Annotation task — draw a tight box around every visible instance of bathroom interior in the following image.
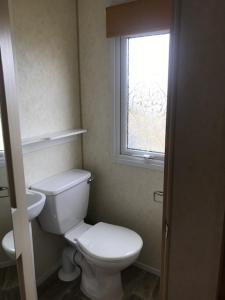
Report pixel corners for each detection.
[0,0,170,299]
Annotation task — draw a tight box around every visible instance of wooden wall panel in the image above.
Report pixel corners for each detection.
[162,0,225,299]
[217,212,225,299]
[106,0,172,37]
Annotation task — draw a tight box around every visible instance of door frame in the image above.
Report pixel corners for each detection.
[217,213,225,300]
[160,0,225,299]
[160,0,180,298]
[0,0,37,299]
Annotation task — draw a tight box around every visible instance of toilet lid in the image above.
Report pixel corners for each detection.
[77,222,143,262]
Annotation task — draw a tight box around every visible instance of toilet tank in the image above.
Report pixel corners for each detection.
[31,169,91,235]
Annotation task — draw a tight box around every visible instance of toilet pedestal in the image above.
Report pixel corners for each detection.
[58,247,81,282]
[81,273,123,300]
[77,253,123,300]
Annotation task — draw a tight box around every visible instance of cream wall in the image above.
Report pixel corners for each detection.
[78,0,164,271]
[9,0,82,280]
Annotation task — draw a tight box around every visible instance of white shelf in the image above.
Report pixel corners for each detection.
[22,129,87,154]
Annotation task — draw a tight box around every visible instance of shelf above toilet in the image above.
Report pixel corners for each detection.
[22,129,87,154]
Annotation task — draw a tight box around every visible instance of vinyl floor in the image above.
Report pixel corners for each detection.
[38,266,160,300]
[0,265,20,300]
[0,265,160,300]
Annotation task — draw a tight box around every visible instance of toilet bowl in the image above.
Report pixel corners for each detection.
[64,222,142,300]
[31,169,143,300]
[1,231,16,261]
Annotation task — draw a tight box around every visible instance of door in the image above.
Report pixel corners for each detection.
[161,0,225,299]
[0,0,37,299]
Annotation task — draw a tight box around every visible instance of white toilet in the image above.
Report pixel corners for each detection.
[31,169,143,300]
[1,230,16,261]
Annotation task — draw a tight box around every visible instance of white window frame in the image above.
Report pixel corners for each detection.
[113,32,169,171]
[0,115,5,166]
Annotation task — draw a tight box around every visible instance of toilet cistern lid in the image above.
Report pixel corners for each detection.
[31,169,91,195]
[77,222,143,262]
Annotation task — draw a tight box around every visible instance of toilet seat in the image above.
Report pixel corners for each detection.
[77,222,143,262]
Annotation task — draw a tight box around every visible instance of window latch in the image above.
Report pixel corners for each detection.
[143,154,155,160]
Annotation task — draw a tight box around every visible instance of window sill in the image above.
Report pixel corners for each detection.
[112,153,164,171]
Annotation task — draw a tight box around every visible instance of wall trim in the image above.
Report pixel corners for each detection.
[134,261,161,277]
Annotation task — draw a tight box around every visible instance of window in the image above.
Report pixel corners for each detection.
[114,33,170,169]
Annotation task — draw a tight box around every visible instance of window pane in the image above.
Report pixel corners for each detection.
[127,34,170,153]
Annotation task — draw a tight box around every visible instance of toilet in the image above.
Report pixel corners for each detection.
[31,169,143,300]
[1,231,16,261]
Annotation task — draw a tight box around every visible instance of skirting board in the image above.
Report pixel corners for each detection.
[134,261,161,277]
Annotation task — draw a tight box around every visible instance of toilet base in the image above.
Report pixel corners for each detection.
[81,284,122,300]
[80,267,123,300]
[58,246,81,282]
[58,266,80,282]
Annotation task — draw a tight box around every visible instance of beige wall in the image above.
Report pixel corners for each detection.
[9,0,82,281]
[78,0,164,271]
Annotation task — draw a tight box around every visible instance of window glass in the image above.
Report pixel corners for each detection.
[127,34,170,154]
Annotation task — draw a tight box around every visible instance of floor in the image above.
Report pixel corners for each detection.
[0,265,20,300]
[38,266,160,300]
[0,265,160,300]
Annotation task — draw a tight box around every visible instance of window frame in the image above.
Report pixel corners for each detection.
[113,31,169,171]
